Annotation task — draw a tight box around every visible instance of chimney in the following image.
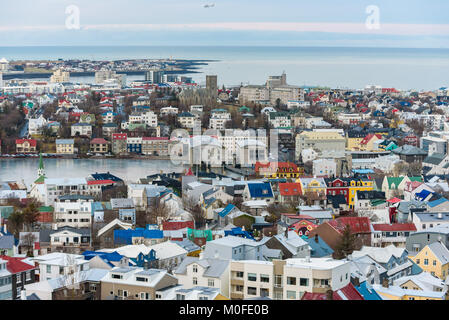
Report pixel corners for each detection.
[382,278,389,288]
[21,290,27,301]
[314,234,319,243]
[326,288,333,300]
[52,224,58,231]
[3,223,7,234]
[438,212,443,219]
[284,227,288,238]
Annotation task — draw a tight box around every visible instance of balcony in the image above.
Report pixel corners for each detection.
[230,292,244,300]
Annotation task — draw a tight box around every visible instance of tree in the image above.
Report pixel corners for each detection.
[22,232,36,257]
[334,225,356,259]
[7,211,24,238]
[22,201,40,231]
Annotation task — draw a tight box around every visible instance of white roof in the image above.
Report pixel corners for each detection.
[207,235,261,247]
[372,284,446,299]
[394,272,447,292]
[285,257,348,270]
[352,245,406,264]
[32,252,87,266]
[44,178,87,186]
[97,218,133,238]
[147,241,188,260]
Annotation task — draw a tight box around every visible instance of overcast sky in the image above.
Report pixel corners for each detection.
[1,0,449,47]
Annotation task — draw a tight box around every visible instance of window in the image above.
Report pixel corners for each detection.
[46,265,51,273]
[287,277,296,285]
[235,285,243,292]
[236,271,244,278]
[208,279,214,287]
[140,292,150,300]
[248,273,257,281]
[260,274,270,283]
[424,259,429,266]
[176,293,186,300]
[193,277,198,285]
[260,288,269,297]
[111,274,123,279]
[26,272,31,281]
[299,278,309,286]
[193,265,198,273]
[247,287,257,295]
[433,260,437,266]
[199,296,208,300]
[136,277,148,282]
[416,259,420,264]
[287,290,296,299]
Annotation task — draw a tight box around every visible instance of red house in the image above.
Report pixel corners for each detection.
[325,178,350,204]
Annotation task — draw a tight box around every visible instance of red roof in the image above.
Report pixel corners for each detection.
[387,197,401,203]
[301,283,364,300]
[0,255,36,274]
[162,220,194,231]
[360,134,382,145]
[87,179,115,185]
[15,139,37,147]
[372,223,416,232]
[142,137,169,141]
[90,138,109,144]
[112,133,127,140]
[328,217,371,234]
[279,182,302,196]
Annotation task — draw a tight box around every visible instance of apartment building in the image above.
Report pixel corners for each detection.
[142,137,170,156]
[229,257,351,300]
[34,178,89,206]
[55,139,75,154]
[269,112,292,129]
[71,123,92,138]
[178,112,197,129]
[295,130,346,159]
[53,195,94,228]
[209,109,231,130]
[112,133,127,155]
[50,69,70,83]
[32,252,89,282]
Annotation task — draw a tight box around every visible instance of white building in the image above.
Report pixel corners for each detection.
[313,158,337,177]
[32,253,89,282]
[28,115,48,136]
[209,110,231,130]
[54,195,94,228]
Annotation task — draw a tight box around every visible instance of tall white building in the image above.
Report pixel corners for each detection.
[54,195,94,228]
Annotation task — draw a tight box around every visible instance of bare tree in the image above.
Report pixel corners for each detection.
[22,232,36,257]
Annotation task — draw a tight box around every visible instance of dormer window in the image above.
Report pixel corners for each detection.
[111,274,123,279]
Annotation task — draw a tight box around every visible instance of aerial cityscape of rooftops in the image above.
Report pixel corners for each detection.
[1,0,449,303]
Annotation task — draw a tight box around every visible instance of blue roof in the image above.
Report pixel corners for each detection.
[414,189,433,201]
[304,235,334,258]
[114,229,164,245]
[428,197,448,208]
[82,250,124,262]
[247,182,273,198]
[218,204,236,218]
[356,282,382,300]
[91,172,123,182]
[224,227,255,240]
[352,169,374,174]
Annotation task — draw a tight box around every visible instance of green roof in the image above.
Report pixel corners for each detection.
[34,175,46,184]
[370,199,386,207]
[387,177,404,189]
[39,206,54,213]
[187,228,213,241]
[409,176,423,182]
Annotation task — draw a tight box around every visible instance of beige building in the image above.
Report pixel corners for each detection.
[50,69,70,83]
[55,139,75,154]
[295,130,346,159]
[229,258,351,300]
[142,137,170,156]
[100,266,178,300]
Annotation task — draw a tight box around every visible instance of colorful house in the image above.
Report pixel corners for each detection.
[255,161,300,178]
[15,139,37,153]
[347,177,375,209]
[410,242,449,280]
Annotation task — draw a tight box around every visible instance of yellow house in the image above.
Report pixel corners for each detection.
[55,139,75,154]
[373,284,447,300]
[410,242,449,280]
[296,177,327,194]
[255,161,301,179]
[359,134,383,151]
[348,177,374,208]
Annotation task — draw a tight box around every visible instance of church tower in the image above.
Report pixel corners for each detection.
[34,152,46,184]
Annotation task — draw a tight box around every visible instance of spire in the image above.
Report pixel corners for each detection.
[36,152,46,182]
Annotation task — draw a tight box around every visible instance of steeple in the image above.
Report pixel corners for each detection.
[35,152,46,184]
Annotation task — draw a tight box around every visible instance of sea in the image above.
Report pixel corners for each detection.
[0,46,448,90]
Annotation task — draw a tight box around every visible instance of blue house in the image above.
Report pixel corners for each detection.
[245,182,274,201]
[114,227,164,246]
[82,250,130,268]
[127,141,142,154]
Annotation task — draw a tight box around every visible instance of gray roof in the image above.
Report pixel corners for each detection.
[424,153,446,165]
[50,226,91,236]
[415,212,449,222]
[428,241,449,264]
[110,198,134,209]
[392,145,427,156]
[174,257,229,278]
[412,224,449,235]
[0,235,14,249]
